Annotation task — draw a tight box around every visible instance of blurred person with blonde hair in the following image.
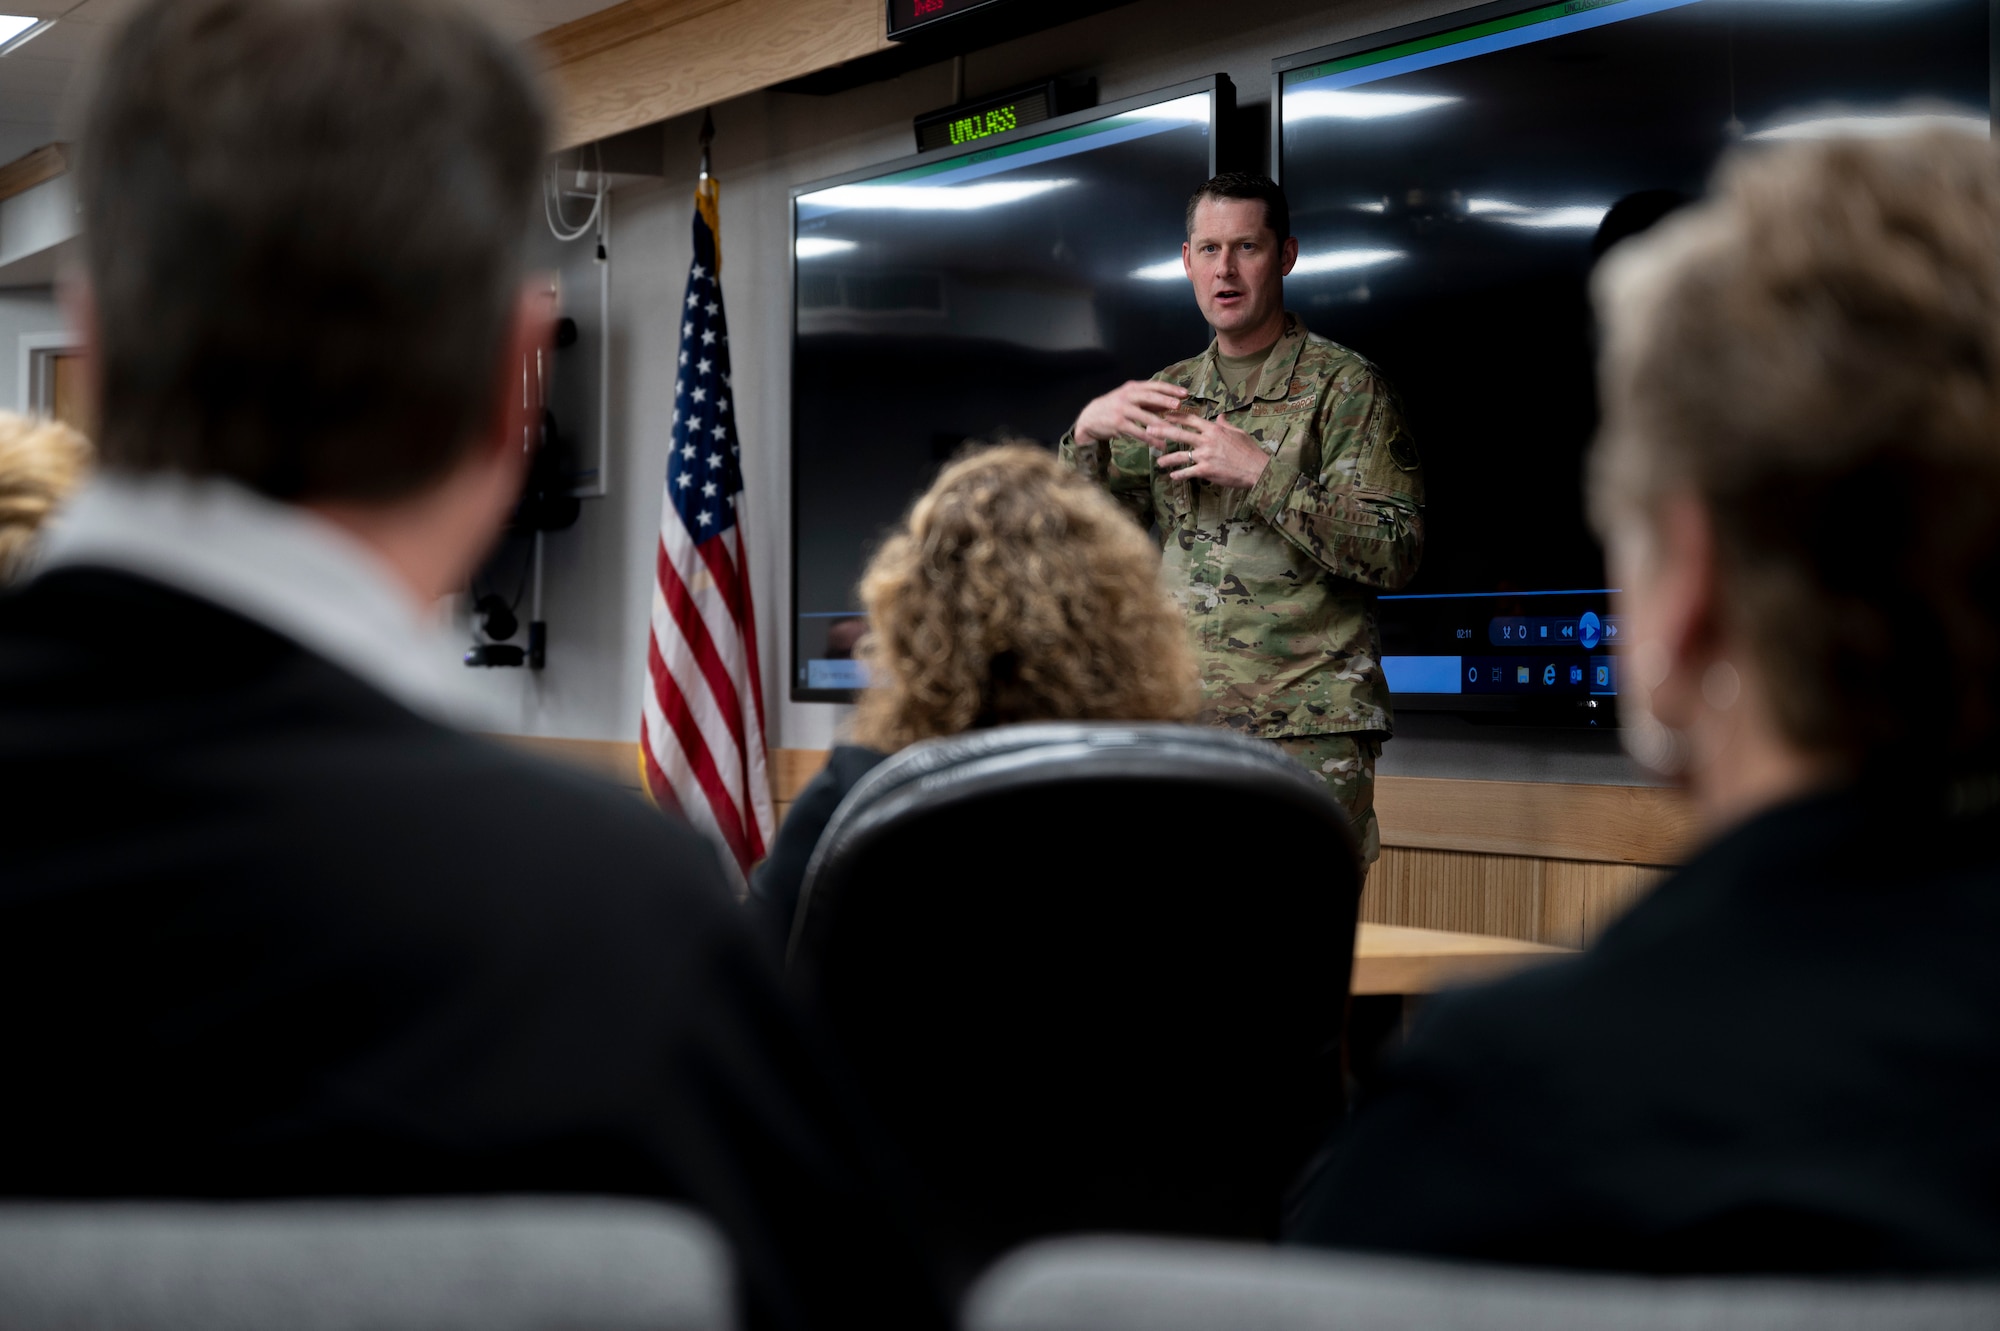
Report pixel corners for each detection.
[1290,127,2000,1273]
[0,411,91,582]
[750,442,1200,947]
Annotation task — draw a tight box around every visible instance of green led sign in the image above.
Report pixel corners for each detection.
[914,80,1074,153]
[947,103,1021,145]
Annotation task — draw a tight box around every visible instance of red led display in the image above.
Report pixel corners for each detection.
[887,0,998,38]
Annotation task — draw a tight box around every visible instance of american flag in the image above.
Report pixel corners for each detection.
[641,176,774,878]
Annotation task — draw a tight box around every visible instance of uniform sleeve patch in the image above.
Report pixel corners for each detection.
[1384,422,1420,472]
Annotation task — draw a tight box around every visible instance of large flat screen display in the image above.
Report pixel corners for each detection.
[1276,0,1991,717]
[791,77,1226,699]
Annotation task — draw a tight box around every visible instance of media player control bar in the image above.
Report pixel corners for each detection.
[1488,611,1621,649]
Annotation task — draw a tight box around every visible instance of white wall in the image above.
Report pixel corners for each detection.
[464,0,1491,750]
[0,284,64,412]
[0,124,56,170]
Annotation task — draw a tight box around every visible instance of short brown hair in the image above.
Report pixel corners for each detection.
[1186,172,1290,243]
[850,445,1201,752]
[1590,129,2000,769]
[75,0,547,502]
[0,412,92,583]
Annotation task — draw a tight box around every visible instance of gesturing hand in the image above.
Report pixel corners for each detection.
[1146,411,1272,489]
[1072,380,1189,446]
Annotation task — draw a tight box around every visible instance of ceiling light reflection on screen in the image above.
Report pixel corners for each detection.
[1466,198,1609,229]
[1748,108,1987,141]
[0,15,49,52]
[1291,248,1407,275]
[1285,90,1461,121]
[1117,94,1213,124]
[803,178,1075,212]
[1131,248,1406,280]
[794,238,857,259]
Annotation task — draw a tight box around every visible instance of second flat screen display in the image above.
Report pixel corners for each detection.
[1276,0,1989,711]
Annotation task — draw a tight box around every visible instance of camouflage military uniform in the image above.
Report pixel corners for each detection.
[1059,312,1425,863]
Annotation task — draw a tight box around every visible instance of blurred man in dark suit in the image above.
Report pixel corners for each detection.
[0,4,942,1329]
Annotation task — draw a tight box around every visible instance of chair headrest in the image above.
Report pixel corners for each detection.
[791,722,1350,960]
[819,722,1333,861]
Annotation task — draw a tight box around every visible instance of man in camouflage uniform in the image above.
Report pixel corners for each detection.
[1058,172,1424,866]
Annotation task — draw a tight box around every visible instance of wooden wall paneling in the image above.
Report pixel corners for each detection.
[0,144,67,205]
[1537,859,1651,949]
[1584,859,1664,943]
[1364,846,1543,942]
[1368,775,1686,946]
[770,747,831,804]
[1367,848,1667,947]
[537,0,888,150]
[1375,775,1695,865]
[769,747,836,831]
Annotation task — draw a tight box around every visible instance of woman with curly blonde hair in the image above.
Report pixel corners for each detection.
[0,412,93,584]
[750,442,1199,945]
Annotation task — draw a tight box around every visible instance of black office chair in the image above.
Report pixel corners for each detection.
[789,722,1362,1281]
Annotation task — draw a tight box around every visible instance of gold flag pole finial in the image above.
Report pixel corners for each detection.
[694,109,720,272]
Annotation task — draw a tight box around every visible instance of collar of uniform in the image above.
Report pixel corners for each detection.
[1188,312,1310,406]
[1252,313,1311,402]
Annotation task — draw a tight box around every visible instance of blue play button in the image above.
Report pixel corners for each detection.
[1579,610,1602,649]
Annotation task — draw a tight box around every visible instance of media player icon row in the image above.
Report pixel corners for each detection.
[1488,614,1621,648]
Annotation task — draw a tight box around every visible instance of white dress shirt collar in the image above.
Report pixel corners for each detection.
[35,471,490,727]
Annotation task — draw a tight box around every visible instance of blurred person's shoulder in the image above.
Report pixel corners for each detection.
[1389,775,2000,1078]
[1309,789,1908,1184]
[1389,783,1951,1077]
[0,565,738,943]
[1300,780,2000,1267]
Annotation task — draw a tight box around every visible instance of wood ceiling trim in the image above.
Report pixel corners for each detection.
[539,0,740,67]
[0,143,69,206]
[537,0,891,149]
